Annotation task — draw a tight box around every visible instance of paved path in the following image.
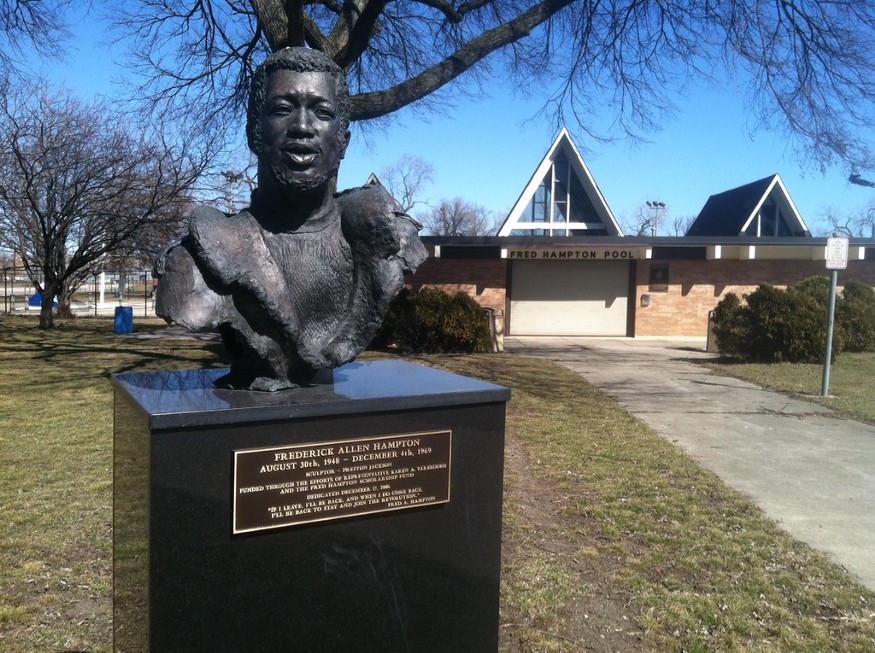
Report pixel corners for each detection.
[505,336,875,591]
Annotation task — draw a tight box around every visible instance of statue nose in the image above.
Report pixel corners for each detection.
[287,108,316,135]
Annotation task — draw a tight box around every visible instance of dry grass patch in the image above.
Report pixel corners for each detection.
[703,352,875,425]
[0,315,223,653]
[419,353,875,653]
[2,317,874,652]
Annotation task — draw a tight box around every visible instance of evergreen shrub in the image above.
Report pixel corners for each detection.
[711,281,840,363]
[747,284,833,362]
[373,287,492,354]
[792,275,831,303]
[839,279,875,352]
[711,292,745,359]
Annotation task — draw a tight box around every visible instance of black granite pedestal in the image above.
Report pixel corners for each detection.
[113,359,510,653]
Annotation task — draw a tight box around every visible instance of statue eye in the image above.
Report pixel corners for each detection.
[267,102,292,116]
[314,107,335,120]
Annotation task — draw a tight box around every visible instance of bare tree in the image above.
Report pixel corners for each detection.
[379,154,435,213]
[0,85,208,328]
[626,201,668,236]
[670,214,696,237]
[0,0,71,81]
[626,206,653,237]
[209,163,259,214]
[419,197,495,236]
[822,205,875,238]
[112,1,875,175]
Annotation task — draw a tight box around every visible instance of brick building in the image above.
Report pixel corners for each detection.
[408,131,875,339]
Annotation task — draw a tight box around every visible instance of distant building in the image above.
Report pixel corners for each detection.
[497,129,622,237]
[686,174,810,238]
[410,131,875,339]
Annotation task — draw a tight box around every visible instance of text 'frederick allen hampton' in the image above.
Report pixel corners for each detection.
[233,430,452,533]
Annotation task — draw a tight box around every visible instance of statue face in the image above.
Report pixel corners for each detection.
[259,70,348,192]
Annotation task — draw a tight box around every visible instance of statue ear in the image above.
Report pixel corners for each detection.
[339,129,351,159]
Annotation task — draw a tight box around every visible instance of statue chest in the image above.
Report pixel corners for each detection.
[263,224,354,332]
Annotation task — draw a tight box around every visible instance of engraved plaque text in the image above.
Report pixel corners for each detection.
[233,430,452,533]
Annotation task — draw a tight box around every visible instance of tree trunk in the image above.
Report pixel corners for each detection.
[39,281,58,329]
[252,0,291,50]
[39,296,54,329]
[57,283,75,319]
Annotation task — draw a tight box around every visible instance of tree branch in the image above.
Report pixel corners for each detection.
[334,0,390,70]
[250,0,288,50]
[348,0,574,120]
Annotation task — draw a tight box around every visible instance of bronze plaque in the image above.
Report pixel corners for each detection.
[649,263,669,292]
[233,430,452,533]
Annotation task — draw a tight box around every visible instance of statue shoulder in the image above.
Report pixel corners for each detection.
[336,184,427,272]
[335,182,402,215]
[187,206,263,284]
[188,205,246,243]
[154,205,229,274]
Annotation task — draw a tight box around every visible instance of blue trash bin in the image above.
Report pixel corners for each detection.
[114,306,134,335]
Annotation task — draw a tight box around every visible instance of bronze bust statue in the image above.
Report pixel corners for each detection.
[155,48,427,391]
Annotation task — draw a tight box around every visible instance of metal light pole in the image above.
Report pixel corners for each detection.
[646,200,666,237]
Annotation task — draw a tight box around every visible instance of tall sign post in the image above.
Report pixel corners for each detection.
[822,237,849,396]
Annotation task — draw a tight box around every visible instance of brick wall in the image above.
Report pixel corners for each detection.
[635,259,875,337]
[408,252,875,338]
[408,256,508,312]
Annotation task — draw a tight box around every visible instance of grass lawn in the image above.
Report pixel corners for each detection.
[1,315,874,652]
[702,352,875,425]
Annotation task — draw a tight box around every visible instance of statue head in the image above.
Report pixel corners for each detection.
[247,47,351,163]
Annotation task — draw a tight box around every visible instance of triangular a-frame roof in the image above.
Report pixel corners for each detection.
[497,128,623,237]
[686,174,810,238]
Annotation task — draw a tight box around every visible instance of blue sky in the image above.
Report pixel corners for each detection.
[336,81,873,236]
[35,5,875,236]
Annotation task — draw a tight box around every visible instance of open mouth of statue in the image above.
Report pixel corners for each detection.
[281,147,318,167]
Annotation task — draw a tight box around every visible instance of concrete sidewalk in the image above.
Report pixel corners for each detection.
[505,335,875,591]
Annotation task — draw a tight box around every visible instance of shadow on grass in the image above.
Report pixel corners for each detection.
[0,317,230,390]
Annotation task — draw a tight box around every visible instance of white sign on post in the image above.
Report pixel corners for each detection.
[822,237,848,396]
[826,237,849,270]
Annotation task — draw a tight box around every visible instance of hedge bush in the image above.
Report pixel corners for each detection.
[372,287,492,354]
[750,284,831,362]
[712,277,875,362]
[711,292,746,359]
[839,279,875,352]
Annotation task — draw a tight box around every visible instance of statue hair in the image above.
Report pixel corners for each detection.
[246,47,351,155]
